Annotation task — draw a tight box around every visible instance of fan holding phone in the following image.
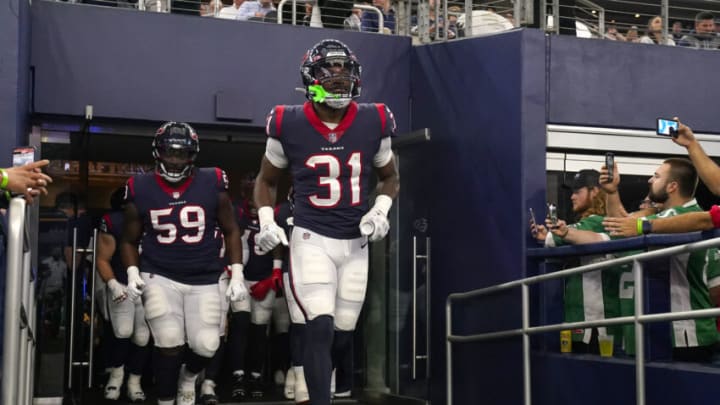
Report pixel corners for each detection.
[664,117,720,196]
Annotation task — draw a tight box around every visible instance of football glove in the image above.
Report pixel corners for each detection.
[359,195,393,242]
[226,263,249,302]
[106,279,127,303]
[254,206,289,255]
[126,266,145,302]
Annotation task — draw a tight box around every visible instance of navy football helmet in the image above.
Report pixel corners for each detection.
[301,39,361,109]
[152,122,199,183]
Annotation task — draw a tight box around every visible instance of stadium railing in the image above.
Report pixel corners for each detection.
[445,230,720,405]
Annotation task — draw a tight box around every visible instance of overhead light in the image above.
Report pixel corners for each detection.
[635,13,640,18]
[591,10,596,14]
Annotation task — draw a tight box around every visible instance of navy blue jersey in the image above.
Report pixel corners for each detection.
[237,204,273,281]
[274,201,293,274]
[266,101,396,239]
[99,211,127,284]
[125,168,228,285]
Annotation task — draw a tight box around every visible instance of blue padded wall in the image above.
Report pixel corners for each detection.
[410,29,547,405]
[549,35,720,133]
[0,0,32,164]
[30,1,411,132]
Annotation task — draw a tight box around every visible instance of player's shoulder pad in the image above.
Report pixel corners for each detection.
[265,105,287,139]
[199,167,229,192]
[374,103,397,138]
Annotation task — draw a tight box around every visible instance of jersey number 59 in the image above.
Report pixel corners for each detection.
[150,205,206,244]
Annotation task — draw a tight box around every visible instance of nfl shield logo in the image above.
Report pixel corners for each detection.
[303,232,311,240]
[328,133,337,144]
[172,192,180,199]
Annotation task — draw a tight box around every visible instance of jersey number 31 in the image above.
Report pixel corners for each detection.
[306,152,362,207]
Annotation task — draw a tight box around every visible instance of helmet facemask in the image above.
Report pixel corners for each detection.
[309,57,359,109]
[152,123,199,183]
[302,40,362,109]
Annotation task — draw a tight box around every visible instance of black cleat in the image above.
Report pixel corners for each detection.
[248,374,264,398]
[231,374,247,400]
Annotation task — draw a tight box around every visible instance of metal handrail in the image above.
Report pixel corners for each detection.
[2,197,30,405]
[275,1,384,32]
[446,235,720,405]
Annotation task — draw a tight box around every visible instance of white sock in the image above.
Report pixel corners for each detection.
[251,371,262,379]
[127,373,142,386]
[158,400,174,405]
[201,379,216,395]
[232,370,245,378]
[293,366,303,376]
[107,366,124,385]
[179,366,199,390]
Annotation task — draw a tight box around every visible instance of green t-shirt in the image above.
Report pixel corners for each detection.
[644,199,720,348]
[549,215,622,343]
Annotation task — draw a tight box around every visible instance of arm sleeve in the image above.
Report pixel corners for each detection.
[265,138,289,169]
[373,137,393,168]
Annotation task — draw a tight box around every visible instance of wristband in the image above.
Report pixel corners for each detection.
[636,218,643,235]
[273,259,283,269]
[374,194,393,216]
[0,169,8,190]
[637,218,652,235]
[258,206,275,227]
[230,263,244,279]
[710,205,720,229]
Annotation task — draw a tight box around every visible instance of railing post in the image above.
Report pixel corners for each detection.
[2,197,27,405]
[633,260,645,405]
[522,283,531,405]
[463,0,472,37]
[661,0,669,40]
[446,298,453,405]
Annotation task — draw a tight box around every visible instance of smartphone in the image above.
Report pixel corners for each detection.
[605,152,614,183]
[529,208,537,232]
[12,147,35,167]
[547,204,558,227]
[656,118,679,137]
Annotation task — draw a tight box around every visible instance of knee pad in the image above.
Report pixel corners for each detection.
[191,328,220,358]
[251,292,275,325]
[334,306,361,331]
[132,323,151,347]
[199,292,222,325]
[112,317,134,339]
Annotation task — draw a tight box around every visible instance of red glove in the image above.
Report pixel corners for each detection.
[250,277,274,300]
[270,267,283,292]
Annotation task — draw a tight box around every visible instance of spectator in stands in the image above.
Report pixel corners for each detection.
[639,16,675,46]
[531,170,621,354]
[361,0,395,33]
[678,11,720,49]
[599,158,720,362]
[671,21,684,42]
[236,0,275,21]
[604,23,626,41]
[317,0,353,29]
[200,0,225,16]
[217,0,244,18]
[344,5,363,31]
[625,26,639,43]
[447,5,463,38]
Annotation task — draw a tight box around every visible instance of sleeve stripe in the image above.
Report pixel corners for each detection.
[215,167,223,187]
[375,103,386,135]
[275,105,285,137]
[128,177,135,198]
[102,213,112,233]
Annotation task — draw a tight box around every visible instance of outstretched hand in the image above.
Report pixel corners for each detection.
[602,216,637,237]
[5,160,53,203]
[671,117,696,148]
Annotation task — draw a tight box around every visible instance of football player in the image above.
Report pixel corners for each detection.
[253,39,400,405]
[97,187,150,402]
[120,122,247,405]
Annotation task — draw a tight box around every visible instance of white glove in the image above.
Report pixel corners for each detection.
[226,263,249,302]
[359,195,393,242]
[106,279,127,303]
[126,266,145,302]
[254,206,289,255]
